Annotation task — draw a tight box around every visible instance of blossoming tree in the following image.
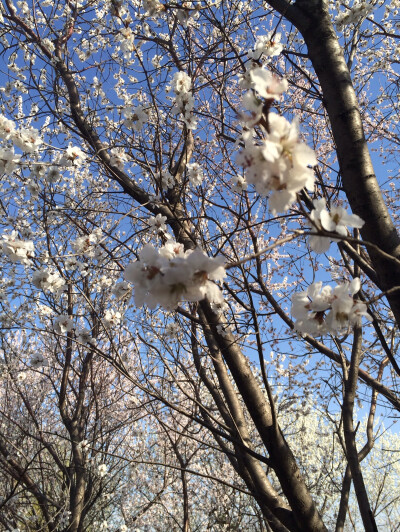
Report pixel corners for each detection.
[0,0,400,530]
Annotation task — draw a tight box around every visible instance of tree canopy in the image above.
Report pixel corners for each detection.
[0,0,400,530]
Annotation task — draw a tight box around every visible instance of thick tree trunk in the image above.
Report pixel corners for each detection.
[200,302,328,532]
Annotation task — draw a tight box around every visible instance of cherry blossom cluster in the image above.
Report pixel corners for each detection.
[164,322,181,338]
[239,68,288,127]
[98,463,108,477]
[308,198,365,253]
[142,0,200,26]
[109,148,128,170]
[76,328,95,345]
[117,27,135,60]
[1,232,34,264]
[32,268,66,294]
[175,2,200,27]
[143,0,164,17]
[238,58,287,98]
[186,162,203,186]
[335,1,374,30]
[124,241,226,309]
[237,113,317,214]
[59,145,87,168]
[231,175,247,193]
[123,104,148,132]
[167,72,198,130]
[148,214,167,234]
[159,170,175,189]
[112,281,131,300]
[249,67,288,102]
[0,114,42,153]
[54,315,74,334]
[0,147,20,175]
[103,309,122,328]
[236,65,316,213]
[71,228,103,259]
[248,32,283,61]
[291,278,372,336]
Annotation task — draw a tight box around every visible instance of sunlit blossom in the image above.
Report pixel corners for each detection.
[54,315,74,334]
[1,233,34,264]
[292,278,372,336]
[186,162,203,186]
[248,32,284,60]
[309,198,365,253]
[237,114,317,214]
[125,242,226,310]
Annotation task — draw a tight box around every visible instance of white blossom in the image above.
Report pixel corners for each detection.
[30,163,46,178]
[46,166,61,183]
[26,178,40,198]
[143,0,164,17]
[186,162,203,186]
[112,281,132,300]
[118,27,135,59]
[0,114,16,140]
[109,148,127,170]
[103,309,122,328]
[309,198,365,253]
[210,299,229,315]
[124,241,226,310]
[76,328,95,345]
[237,69,316,214]
[160,170,175,189]
[175,3,198,27]
[248,32,284,60]
[0,115,41,152]
[164,322,180,338]
[0,147,20,175]
[1,233,34,264]
[37,304,53,318]
[291,278,372,336]
[148,213,167,233]
[16,372,27,383]
[71,230,102,258]
[17,1,29,14]
[54,315,74,334]
[169,71,192,94]
[237,114,317,214]
[41,37,55,53]
[123,105,148,131]
[238,64,255,91]
[250,67,288,101]
[151,54,163,68]
[335,1,374,30]
[60,145,87,167]
[13,126,42,153]
[64,256,84,270]
[167,72,197,130]
[241,91,264,126]
[32,268,65,294]
[231,175,248,193]
[78,439,89,450]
